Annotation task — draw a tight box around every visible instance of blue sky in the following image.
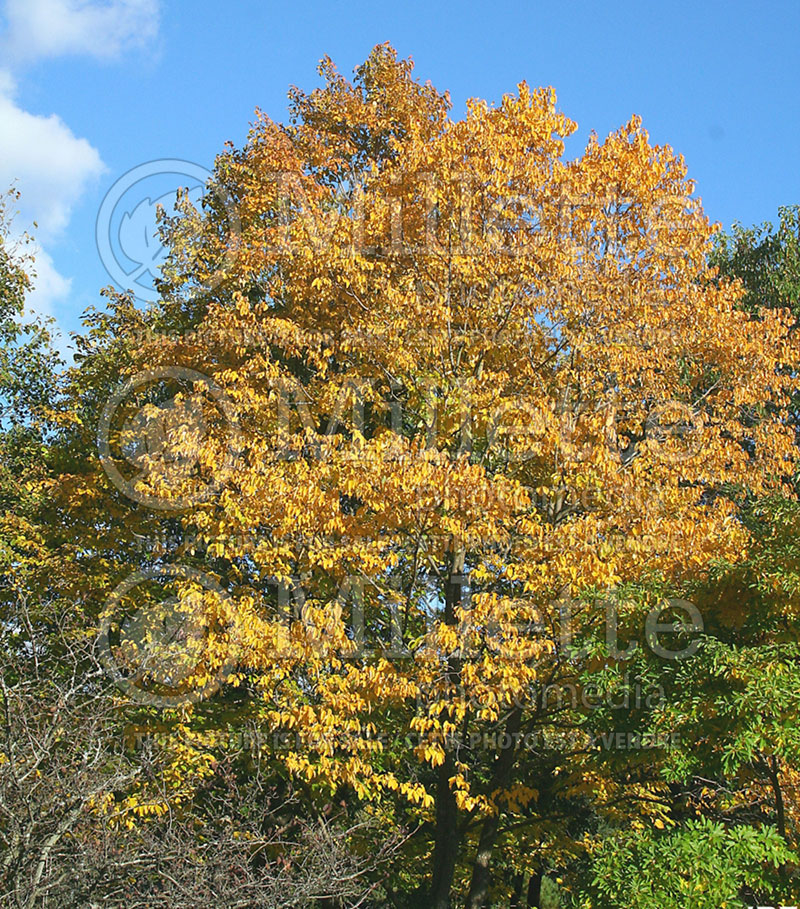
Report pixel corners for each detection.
[1,0,798,352]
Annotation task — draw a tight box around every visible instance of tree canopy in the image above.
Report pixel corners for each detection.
[4,43,800,909]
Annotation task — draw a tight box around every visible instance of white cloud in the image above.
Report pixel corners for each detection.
[0,75,105,239]
[26,241,71,316]
[0,72,103,343]
[0,0,161,347]
[1,0,159,63]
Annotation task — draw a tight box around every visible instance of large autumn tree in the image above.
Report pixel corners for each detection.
[64,45,800,906]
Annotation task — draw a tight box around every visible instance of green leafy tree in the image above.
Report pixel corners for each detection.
[571,818,795,909]
[711,205,800,315]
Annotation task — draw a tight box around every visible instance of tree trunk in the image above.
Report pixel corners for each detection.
[510,873,525,908]
[428,549,465,908]
[768,754,786,841]
[429,747,461,909]
[464,811,501,909]
[766,754,789,892]
[464,708,523,909]
[527,870,543,908]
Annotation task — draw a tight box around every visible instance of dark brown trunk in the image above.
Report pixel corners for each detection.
[464,707,523,909]
[766,755,789,892]
[768,755,786,841]
[429,747,461,909]
[429,549,465,909]
[464,812,500,909]
[526,870,543,907]
[510,873,525,908]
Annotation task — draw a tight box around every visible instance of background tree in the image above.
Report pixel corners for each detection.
[565,205,800,909]
[711,204,800,316]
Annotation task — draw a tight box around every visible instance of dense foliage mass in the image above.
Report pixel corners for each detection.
[2,45,800,908]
